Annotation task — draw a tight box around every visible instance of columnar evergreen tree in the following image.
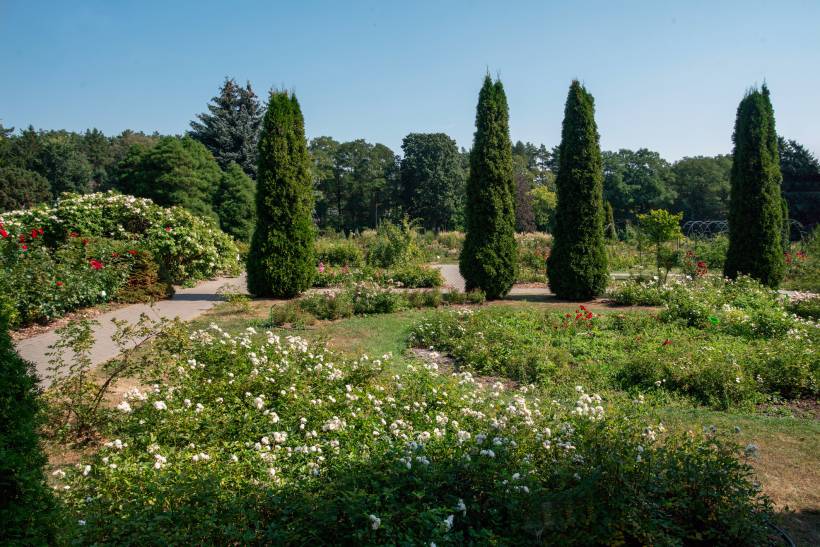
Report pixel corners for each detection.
[246,91,315,297]
[459,75,517,299]
[605,201,617,240]
[724,85,785,287]
[190,78,264,178]
[0,300,59,544]
[547,81,608,299]
[215,161,256,241]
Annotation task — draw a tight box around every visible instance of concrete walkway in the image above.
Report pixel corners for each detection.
[16,275,247,386]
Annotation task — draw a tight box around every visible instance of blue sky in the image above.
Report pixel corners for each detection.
[2,0,818,160]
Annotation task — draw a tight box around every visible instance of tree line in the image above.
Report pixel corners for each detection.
[2,78,819,234]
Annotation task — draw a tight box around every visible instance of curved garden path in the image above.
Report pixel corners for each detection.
[16,275,247,386]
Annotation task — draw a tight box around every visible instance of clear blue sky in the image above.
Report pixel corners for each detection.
[2,0,818,160]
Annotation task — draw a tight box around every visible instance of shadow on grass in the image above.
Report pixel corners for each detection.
[776,508,820,546]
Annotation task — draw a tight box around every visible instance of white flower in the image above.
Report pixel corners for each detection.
[254,397,265,410]
[82,465,91,476]
[78,520,86,526]
[195,403,204,413]
[369,514,381,530]
[153,454,167,469]
[456,498,466,516]
[52,469,66,479]
[116,401,132,413]
[443,514,454,531]
[479,449,495,458]
[153,400,167,411]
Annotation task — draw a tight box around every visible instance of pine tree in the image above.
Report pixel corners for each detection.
[459,75,517,299]
[0,299,59,544]
[605,201,617,240]
[216,161,256,241]
[547,81,608,299]
[724,85,785,287]
[246,91,315,297]
[190,78,264,178]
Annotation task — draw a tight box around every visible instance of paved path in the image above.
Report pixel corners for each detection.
[16,275,247,386]
[434,264,552,297]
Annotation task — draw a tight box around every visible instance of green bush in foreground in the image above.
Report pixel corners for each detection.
[247,91,315,297]
[724,85,785,288]
[0,300,59,544]
[55,325,772,544]
[547,81,608,299]
[460,75,517,299]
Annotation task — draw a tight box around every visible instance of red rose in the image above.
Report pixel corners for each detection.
[82,238,89,246]
[31,229,38,239]
[56,281,64,287]
[19,234,26,242]
[662,339,672,346]
[0,228,8,238]
[128,249,138,256]
[38,227,44,235]
[89,259,104,270]
[165,226,172,232]
[70,232,79,238]
[21,244,28,251]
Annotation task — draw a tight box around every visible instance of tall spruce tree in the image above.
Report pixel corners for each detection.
[190,78,264,178]
[724,85,785,287]
[0,299,59,544]
[459,75,517,299]
[246,91,315,297]
[215,161,256,241]
[547,81,608,299]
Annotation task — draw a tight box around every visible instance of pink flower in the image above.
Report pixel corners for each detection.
[318,261,325,273]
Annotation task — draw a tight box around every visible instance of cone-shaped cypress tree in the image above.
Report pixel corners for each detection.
[246,91,315,297]
[605,200,617,240]
[547,81,608,299]
[724,85,785,287]
[459,75,517,299]
[0,300,59,544]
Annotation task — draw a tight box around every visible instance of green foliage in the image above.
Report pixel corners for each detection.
[637,209,683,281]
[460,75,517,299]
[118,136,222,222]
[724,85,786,288]
[671,154,732,221]
[35,132,93,195]
[399,133,465,231]
[786,294,820,321]
[315,237,364,267]
[528,184,556,232]
[215,162,256,241]
[0,299,59,544]
[605,200,617,240]
[410,303,817,408]
[366,219,424,268]
[310,137,399,232]
[547,81,609,299]
[55,324,772,544]
[189,78,264,178]
[603,148,676,221]
[783,227,819,291]
[260,301,316,328]
[778,136,820,227]
[386,263,443,288]
[246,91,316,297]
[0,166,51,211]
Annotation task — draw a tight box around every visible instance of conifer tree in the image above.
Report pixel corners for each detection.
[724,85,785,287]
[190,78,264,178]
[605,200,617,240]
[246,91,315,297]
[459,75,517,299]
[547,81,608,299]
[0,299,59,544]
[215,161,256,241]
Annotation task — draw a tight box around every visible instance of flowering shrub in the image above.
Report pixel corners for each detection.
[409,306,818,407]
[0,192,240,284]
[315,237,364,267]
[607,279,672,306]
[53,324,772,544]
[312,263,442,289]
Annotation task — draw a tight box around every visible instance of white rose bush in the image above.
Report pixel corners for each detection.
[52,322,773,544]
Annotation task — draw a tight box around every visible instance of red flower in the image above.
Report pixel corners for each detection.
[585,312,593,320]
[31,229,38,239]
[21,244,28,251]
[127,249,138,256]
[19,234,26,242]
[89,259,104,270]
[56,281,64,287]
[565,313,572,318]
[165,226,172,232]
[111,252,120,258]
[0,228,8,238]
[38,227,44,235]
[82,238,89,246]
[579,304,587,311]
[662,339,672,346]
[70,232,79,238]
